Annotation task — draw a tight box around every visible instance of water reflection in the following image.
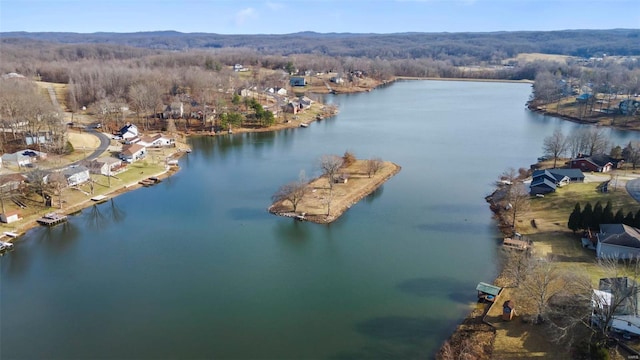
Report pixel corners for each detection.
[274,218,311,244]
[364,185,384,203]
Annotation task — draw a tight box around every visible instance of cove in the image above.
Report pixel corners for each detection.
[2,80,639,359]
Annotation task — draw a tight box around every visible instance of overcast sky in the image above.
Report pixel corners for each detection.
[1,0,638,34]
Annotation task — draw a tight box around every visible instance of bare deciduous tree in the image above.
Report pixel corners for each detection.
[517,259,565,325]
[542,128,567,168]
[271,171,308,213]
[366,157,383,178]
[319,155,344,190]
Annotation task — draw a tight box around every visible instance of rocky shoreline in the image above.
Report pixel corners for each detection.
[436,184,513,359]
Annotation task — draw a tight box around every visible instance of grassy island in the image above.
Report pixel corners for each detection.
[268,159,401,224]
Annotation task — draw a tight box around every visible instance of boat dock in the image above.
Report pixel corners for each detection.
[139,177,162,187]
[37,213,68,226]
[91,195,108,203]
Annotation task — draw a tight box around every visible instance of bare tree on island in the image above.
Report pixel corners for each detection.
[366,157,383,178]
[542,128,567,168]
[271,171,308,213]
[319,155,344,191]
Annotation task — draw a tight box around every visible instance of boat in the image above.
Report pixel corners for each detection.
[0,241,15,253]
[300,123,309,128]
[3,231,19,238]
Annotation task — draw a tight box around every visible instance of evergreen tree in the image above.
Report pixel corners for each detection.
[624,211,635,226]
[568,203,582,233]
[603,201,614,224]
[593,201,603,227]
[581,202,594,230]
[614,209,625,224]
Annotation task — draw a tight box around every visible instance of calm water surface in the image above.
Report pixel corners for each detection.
[2,80,638,359]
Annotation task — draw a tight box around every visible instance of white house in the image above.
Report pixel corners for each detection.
[120,143,146,163]
[0,210,20,224]
[1,150,46,168]
[79,157,123,176]
[118,123,139,140]
[62,165,91,186]
[596,224,640,259]
[137,134,175,148]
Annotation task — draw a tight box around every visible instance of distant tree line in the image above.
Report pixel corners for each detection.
[3,29,639,59]
[567,201,640,232]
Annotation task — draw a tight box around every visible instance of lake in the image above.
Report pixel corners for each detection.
[2,80,637,359]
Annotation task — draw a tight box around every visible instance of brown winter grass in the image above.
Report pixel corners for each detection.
[269,160,401,224]
[519,180,640,234]
[485,171,640,359]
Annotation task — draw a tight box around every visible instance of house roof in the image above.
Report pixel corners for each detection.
[546,168,585,180]
[62,165,89,177]
[121,143,145,156]
[530,177,557,190]
[0,173,26,186]
[532,170,557,183]
[599,224,640,248]
[590,154,615,167]
[476,282,502,296]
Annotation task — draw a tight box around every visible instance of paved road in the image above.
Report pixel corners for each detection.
[626,178,640,202]
[71,129,112,165]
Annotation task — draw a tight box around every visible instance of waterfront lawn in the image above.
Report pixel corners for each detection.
[521,179,640,234]
[491,172,640,358]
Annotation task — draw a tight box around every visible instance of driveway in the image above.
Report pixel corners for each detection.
[626,178,640,202]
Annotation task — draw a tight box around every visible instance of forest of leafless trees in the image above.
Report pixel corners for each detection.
[1,30,639,154]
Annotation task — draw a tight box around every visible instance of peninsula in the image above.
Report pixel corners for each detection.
[268,159,401,224]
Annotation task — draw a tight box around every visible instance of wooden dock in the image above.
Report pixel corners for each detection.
[91,195,108,203]
[37,213,68,226]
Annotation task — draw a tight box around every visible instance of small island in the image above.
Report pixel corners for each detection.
[268,154,401,224]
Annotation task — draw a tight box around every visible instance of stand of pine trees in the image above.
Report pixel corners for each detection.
[567,201,640,233]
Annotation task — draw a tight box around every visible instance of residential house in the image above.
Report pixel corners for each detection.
[163,102,184,119]
[275,87,287,96]
[0,210,20,224]
[569,154,616,173]
[234,64,243,72]
[0,173,27,192]
[330,76,344,84]
[61,165,91,186]
[576,93,594,103]
[120,143,146,163]
[289,77,306,87]
[138,134,175,148]
[285,101,301,114]
[545,168,585,183]
[299,96,313,109]
[118,123,139,140]
[620,99,640,116]
[591,277,640,336]
[1,150,46,168]
[529,171,557,195]
[596,224,640,259]
[79,157,123,176]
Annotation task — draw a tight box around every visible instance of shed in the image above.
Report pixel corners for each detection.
[0,210,20,224]
[477,282,502,302]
